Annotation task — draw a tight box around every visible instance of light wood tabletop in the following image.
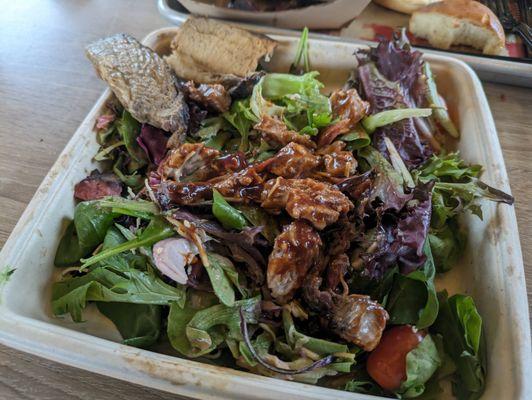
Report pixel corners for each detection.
[0,0,530,399]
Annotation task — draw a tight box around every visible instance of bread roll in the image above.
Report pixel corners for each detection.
[409,0,506,55]
[373,0,440,15]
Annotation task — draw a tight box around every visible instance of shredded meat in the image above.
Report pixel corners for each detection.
[261,177,353,230]
[316,141,357,179]
[159,143,219,180]
[258,142,320,178]
[182,81,231,113]
[267,221,322,303]
[330,88,369,127]
[329,294,388,352]
[317,89,369,147]
[317,119,351,148]
[157,181,212,206]
[159,143,247,182]
[254,116,316,149]
[325,253,349,293]
[74,170,122,201]
[213,166,264,202]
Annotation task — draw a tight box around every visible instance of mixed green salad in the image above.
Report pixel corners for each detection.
[52,27,513,399]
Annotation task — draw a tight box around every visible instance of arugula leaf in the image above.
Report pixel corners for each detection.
[116,110,147,165]
[97,302,161,348]
[398,334,441,398]
[386,240,438,329]
[167,295,260,358]
[80,216,175,268]
[433,292,486,400]
[52,259,186,322]
[362,108,433,134]
[54,202,117,267]
[204,253,236,307]
[212,189,248,230]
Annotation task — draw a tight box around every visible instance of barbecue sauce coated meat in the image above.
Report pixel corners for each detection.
[254,116,316,149]
[261,177,353,230]
[267,221,322,304]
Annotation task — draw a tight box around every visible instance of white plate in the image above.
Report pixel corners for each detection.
[0,27,530,400]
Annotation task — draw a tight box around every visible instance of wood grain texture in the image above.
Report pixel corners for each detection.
[0,0,530,399]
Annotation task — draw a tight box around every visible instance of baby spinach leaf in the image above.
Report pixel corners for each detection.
[80,216,175,268]
[433,292,486,400]
[212,189,248,230]
[97,302,161,348]
[54,202,117,267]
[386,240,438,329]
[398,334,441,398]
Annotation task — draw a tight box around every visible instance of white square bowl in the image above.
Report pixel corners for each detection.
[0,27,530,400]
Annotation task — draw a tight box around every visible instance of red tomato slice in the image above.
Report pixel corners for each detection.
[366,325,425,392]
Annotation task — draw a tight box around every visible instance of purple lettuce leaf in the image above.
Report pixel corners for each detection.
[356,33,433,170]
[360,183,433,279]
[136,124,169,165]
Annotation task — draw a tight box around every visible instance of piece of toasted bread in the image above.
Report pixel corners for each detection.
[373,0,440,14]
[409,0,506,55]
[165,17,277,83]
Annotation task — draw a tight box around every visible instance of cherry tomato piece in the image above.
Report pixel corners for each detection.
[366,325,425,391]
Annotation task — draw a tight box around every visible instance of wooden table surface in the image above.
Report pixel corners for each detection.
[0,0,530,399]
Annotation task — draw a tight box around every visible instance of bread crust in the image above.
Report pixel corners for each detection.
[413,0,504,43]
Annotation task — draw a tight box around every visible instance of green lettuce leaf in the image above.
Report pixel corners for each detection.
[399,334,441,398]
[428,218,466,272]
[433,292,486,400]
[97,197,159,219]
[423,62,459,138]
[362,108,432,134]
